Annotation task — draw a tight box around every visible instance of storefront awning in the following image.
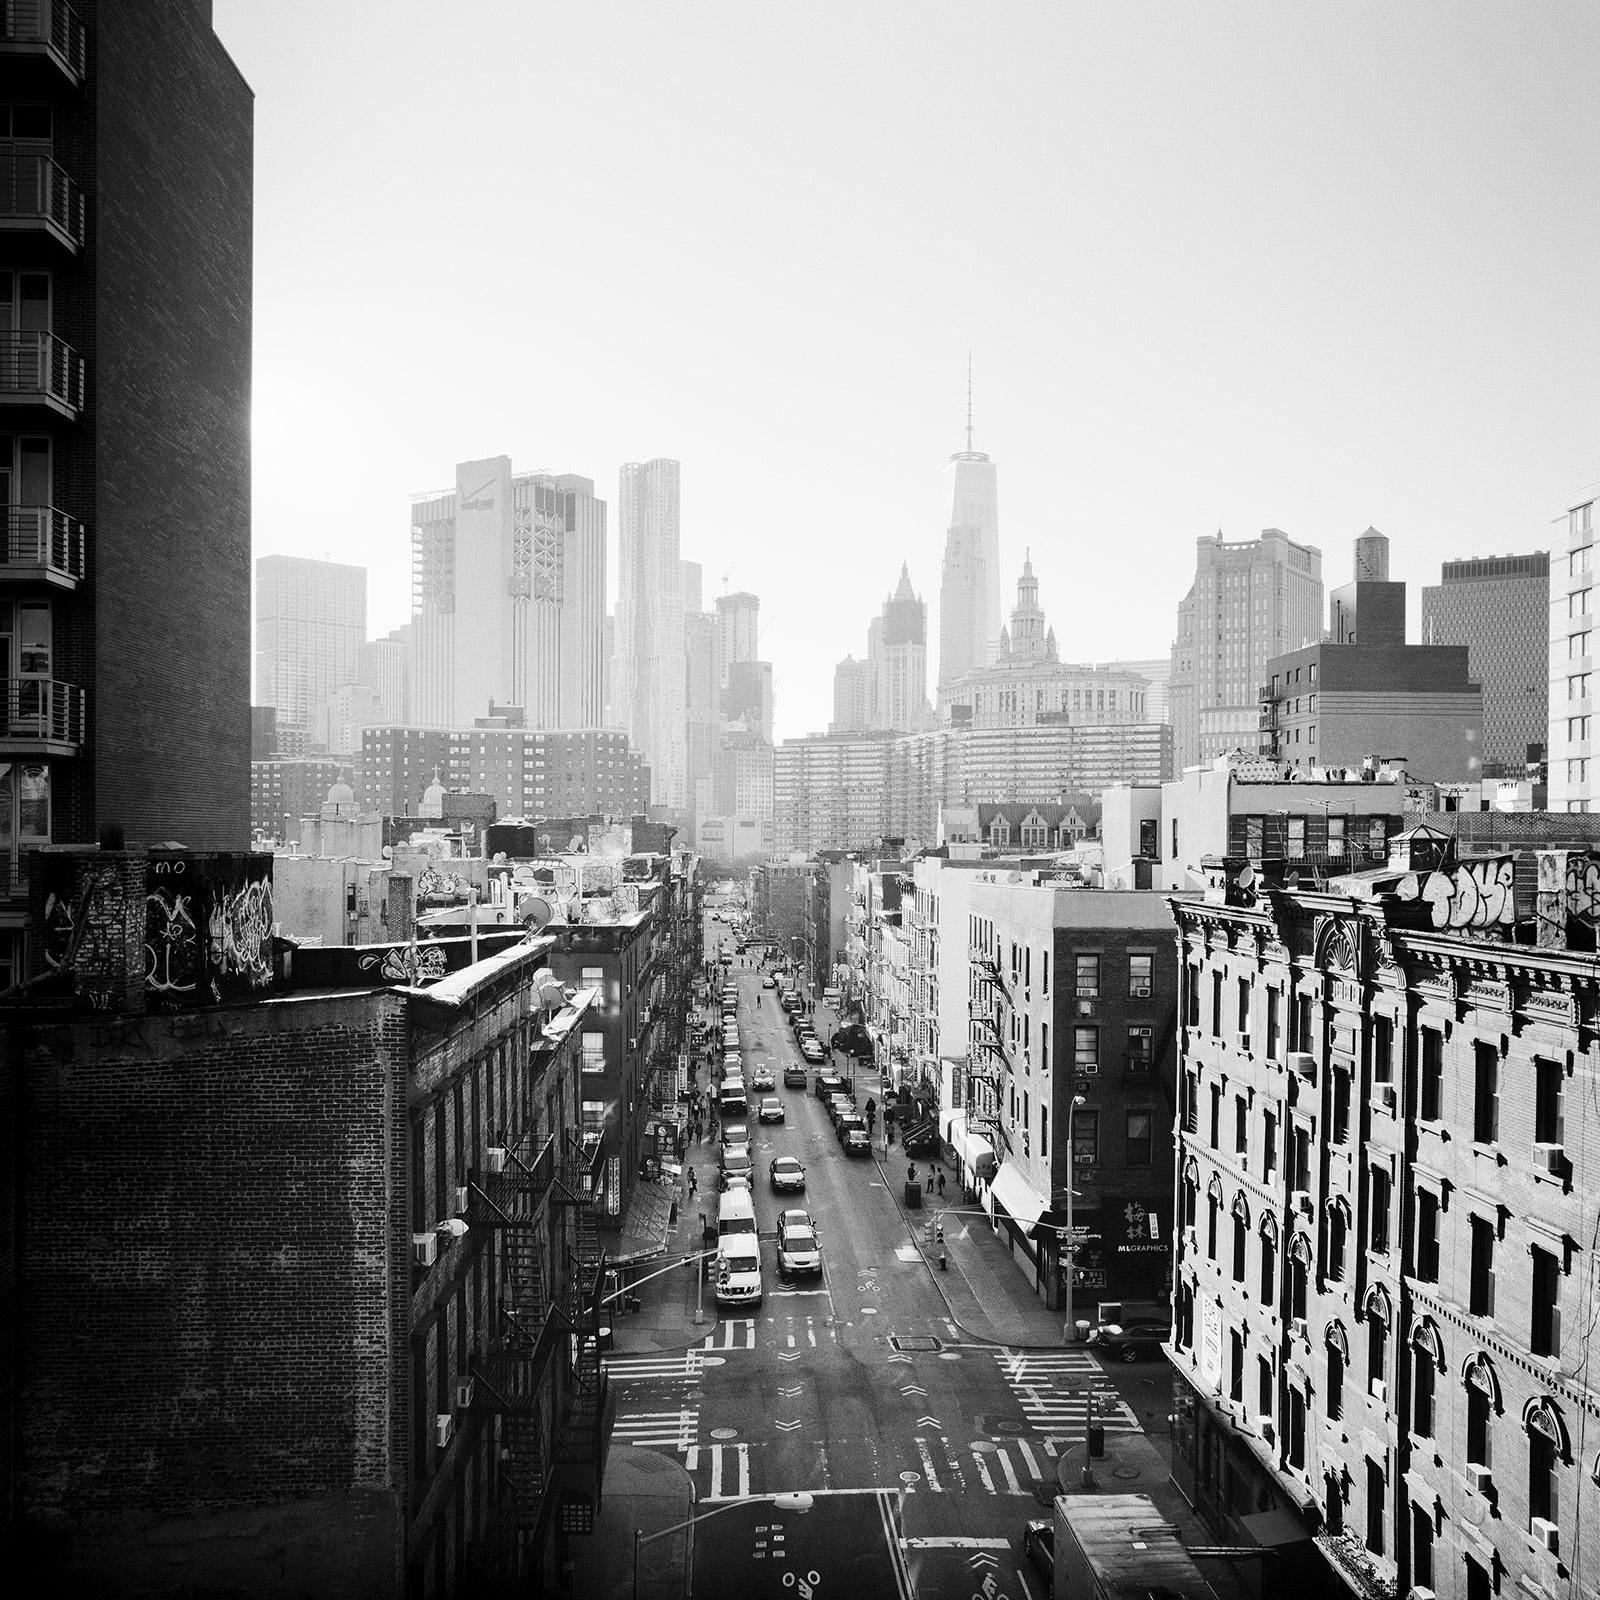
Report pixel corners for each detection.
[955,1129,997,1182]
[988,1162,1049,1237]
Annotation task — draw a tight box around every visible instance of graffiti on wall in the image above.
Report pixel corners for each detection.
[416,865,474,906]
[208,870,274,998]
[143,856,275,1008]
[1397,854,1515,931]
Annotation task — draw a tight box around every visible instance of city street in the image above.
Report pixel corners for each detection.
[602,943,1152,1598]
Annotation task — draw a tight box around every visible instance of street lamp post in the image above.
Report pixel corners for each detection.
[1064,1093,1087,1345]
[634,1491,814,1600]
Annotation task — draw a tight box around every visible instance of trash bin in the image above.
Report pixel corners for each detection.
[905,1181,923,1210]
[599,1326,614,1351]
[1074,1318,1091,1343]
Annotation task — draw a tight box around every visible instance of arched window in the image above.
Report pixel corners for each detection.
[1463,1352,1500,1472]
[1365,1286,1391,1398]
[1206,1174,1224,1261]
[1259,1212,1279,1306]
[1231,1192,1251,1283]
[1182,1157,1199,1231]
[1326,1197,1350,1283]
[1326,1323,1348,1422]
[1288,1233,1313,1321]
[1525,1398,1568,1528]
[1411,1320,1443,1439]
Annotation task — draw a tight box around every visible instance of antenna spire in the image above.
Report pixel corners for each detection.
[965,351,974,452]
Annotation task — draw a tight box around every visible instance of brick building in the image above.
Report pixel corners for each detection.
[0,0,253,984]
[1168,830,1600,1599]
[5,845,608,1596]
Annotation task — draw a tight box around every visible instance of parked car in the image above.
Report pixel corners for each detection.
[758,1096,785,1123]
[815,1072,845,1101]
[1087,1321,1170,1362]
[837,1116,870,1155]
[1021,1521,1053,1582]
[801,1039,825,1063]
[769,1156,806,1193]
[719,1148,753,1190]
[783,1063,808,1088]
[776,1211,822,1278]
[781,994,802,1014]
[720,1122,750,1150]
[751,1066,775,1091]
[828,1094,855,1128]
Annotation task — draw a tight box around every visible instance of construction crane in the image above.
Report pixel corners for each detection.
[721,564,736,595]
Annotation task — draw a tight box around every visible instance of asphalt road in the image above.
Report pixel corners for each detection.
[609,943,1153,1598]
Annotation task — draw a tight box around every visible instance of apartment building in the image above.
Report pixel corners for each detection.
[1168,830,1600,1600]
[1548,483,1600,813]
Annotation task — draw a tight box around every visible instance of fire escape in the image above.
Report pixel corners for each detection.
[462,1127,607,1592]
[966,945,1012,1152]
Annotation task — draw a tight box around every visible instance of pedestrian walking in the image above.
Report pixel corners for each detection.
[937,1169,946,1197]
[907,1162,917,1185]
[926,1171,935,1193]
[687,1167,698,1196]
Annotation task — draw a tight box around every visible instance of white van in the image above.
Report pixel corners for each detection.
[717,1188,757,1238]
[714,1233,763,1308]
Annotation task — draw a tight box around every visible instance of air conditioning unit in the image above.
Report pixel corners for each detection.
[1369,1378,1387,1403]
[1287,1052,1315,1080]
[1291,1189,1313,1217]
[1466,1463,1493,1494]
[1530,1516,1559,1554]
[455,1376,475,1410]
[1534,1142,1567,1175]
[1255,1416,1275,1445]
[412,1231,438,1269]
[1079,1060,1099,1076]
[1133,984,1151,998]
[1409,1589,1438,1600]
[1237,1031,1252,1053]
[436,1413,454,1450]
[485,1146,508,1174]
[1289,1317,1308,1342]
[454,1185,469,1215]
[1376,1084,1397,1113]
[1077,999,1094,1015]
[628,1037,639,1051]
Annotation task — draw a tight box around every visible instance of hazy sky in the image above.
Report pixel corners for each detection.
[216,1,1598,742]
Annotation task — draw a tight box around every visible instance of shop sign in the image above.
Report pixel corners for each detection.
[1106,1195,1168,1255]
[605,1155,621,1216]
[1200,1297,1224,1388]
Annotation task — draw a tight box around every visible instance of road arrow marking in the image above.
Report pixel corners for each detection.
[916,1414,942,1428]
[887,1353,912,1365]
[968,1549,1001,1568]
[900,1384,928,1396]
[775,1419,802,1432]
[778,1351,802,1363]
[780,1385,803,1397]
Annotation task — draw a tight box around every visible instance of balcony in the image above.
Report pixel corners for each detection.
[0,330,84,417]
[0,153,83,249]
[0,678,83,753]
[2,505,84,587]
[0,0,86,83]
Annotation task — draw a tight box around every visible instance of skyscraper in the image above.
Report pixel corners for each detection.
[937,393,1001,690]
[410,458,606,731]
[1,0,253,993]
[872,565,931,733]
[713,590,760,694]
[1169,529,1323,771]
[1547,482,1598,812]
[254,555,366,727]
[1421,550,1551,774]
[831,656,872,733]
[617,458,687,807]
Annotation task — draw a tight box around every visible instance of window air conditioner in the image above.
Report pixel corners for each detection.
[1531,1516,1559,1554]
[1287,1052,1315,1080]
[1237,1031,1252,1053]
[1369,1378,1387,1403]
[1255,1416,1275,1445]
[1466,1464,1493,1494]
[1534,1142,1567,1176]
[436,1413,454,1450]
[412,1231,438,1269]
[454,1185,469,1215]
[1291,1190,1313,1217]
[485,1146,508,1174]
[455,1377,475,1410]
[1133,984,1151,998]
[1289,1317,1308,1341]
[1409,1589,1438,1600]
[1376,1085,1397,1113]
[1077,999,1094,1015]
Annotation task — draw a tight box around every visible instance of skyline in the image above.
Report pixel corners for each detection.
[217,0,1599,743]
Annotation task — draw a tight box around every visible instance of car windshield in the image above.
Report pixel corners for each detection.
[785,1229,816,1251]
[773,1159,801,1174]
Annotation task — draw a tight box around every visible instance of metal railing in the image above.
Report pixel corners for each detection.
[1,0,85,79]
[2,504,84,579]
[0,152,83,245]
[2,678,83,744]
[0,329,84,412]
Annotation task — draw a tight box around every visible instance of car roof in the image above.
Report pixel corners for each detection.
[772,1154,802,1167]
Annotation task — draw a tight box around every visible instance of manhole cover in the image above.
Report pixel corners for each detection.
[971,1440,999,1453]
[1113,1467,1141,1481]
[862,1306,878,1315]
[891,1335,942,1353]
[992,1419,1027,1435]
[939,1351,963,1361]
[710,1427,738,1440]
[700,1356,726,1367]
[899,1471,921,1484]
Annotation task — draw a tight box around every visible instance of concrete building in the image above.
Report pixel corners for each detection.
[773,732,898,856]
[1170,529,1324,773]
[751,858,819,964]
[616,458,686,808]
[410,459,606,733]
[831,654,871,734]
[0,0,254,992]
[870,564,930,733]
[1421,552,1550,776]
[1167,829,1600,1600]
[356,626,411,725]
[1546,482,1599,814]
[937,407,1002,691]
[1104,657,1173,724]
[713,589,759,694]
[684,607,718,813]
[250,755,348,843]
[254,554,365,728]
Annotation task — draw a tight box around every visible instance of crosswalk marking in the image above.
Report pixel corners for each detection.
[614,1408,697,1448]
[605,1349,704,1383]
[703,1318,756,1351]
[705,1442,751,1500]
[914,1436,942,1492]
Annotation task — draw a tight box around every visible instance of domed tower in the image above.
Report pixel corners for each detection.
[1007,552,1050,664]
[321,773,357,819]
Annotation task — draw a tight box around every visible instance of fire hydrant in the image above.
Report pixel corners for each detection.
[939,1246,948,1271]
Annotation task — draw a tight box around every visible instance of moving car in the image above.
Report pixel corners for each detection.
[750,1066,775,1091]
[776,1210,822,1278]
[761,975,777,989]
[758,1096,785,1123]
[783,1064,808,1088]
[714,1234,762,1308]
[1021,1521,1053,1582]
[769,1155,806,1193]
[1086,1320,1170,1362]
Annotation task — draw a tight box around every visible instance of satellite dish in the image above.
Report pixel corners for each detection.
[522,896,553,931]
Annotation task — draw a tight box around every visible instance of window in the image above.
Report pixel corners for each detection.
[1287,817,1305,859]
[580,1032,605,1075]
[1291,1124,1311,1192]
[1229,1329,1244,1401]
[1369,1165,1391,1255]
[1532,1245,1562,1357]
[1181,1069,1199,1135]
[1039,1104,1048,1158]
[1206,1188,1220,1260]
[1535,1057,1564,1148]
[1570,672,1591,700]
[1368,817,1388,855]
[1128,953,1152,996]
[1073,1027,1099,1076]
[1528,1406,1561,1528]
[1373,1014,1393,1082]
[1072,1110,1098,1167]
[1263,1110,1277,1180]
[1465,1368,1493,1471]
[1289,1239,1309,1320]
[1469,1215,1496,1318]
[1230,1197,1248,1280]
[1327,815,1346,856]
[1291,992,1313,1053]
[1411,1503,1433,1591]
[1415,1189,1440,1282]
[1473,1044,1499,1143]
[1236,976,1250,1034]
[1125,1110,1152,1166]
[1211,970,1223,1036]
[1234,1095,1247,1157]
[1209,1084,1221,1148]
[1075,952,1100,997]
[1181,1165,1198,1231]
[1266,988,1280,1060]
[1126,1025,1153,1071]
[581,965,604,993]
[1570,630,1592,660]
[1327,1337,1345,1421]
[1259,1224,1276,1305]
[1413,1348,1436,1438]
[1328,1205,1347,1282]
[1367,1311,1388,1396]
[1419,1027,1442,1120]
[1258,1355,1273,1420]
[1331,1067,1350,1144]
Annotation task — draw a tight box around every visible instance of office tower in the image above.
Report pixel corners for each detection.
[1548,483,1599,812]
[681,558,702,616]
[1169,528,1323,772]
[832,656,871,733]
[724,660,774,742]
[355,625,410,725]
[713,589,759,693]
[617,458,687,808]
[254,555,365,727]
[684,608,718,811]
[872,565,930,733]
[1421,550,1550,775]
[1353,525,1390,581]
[0,0,252,989]
[1104,659,1173,723]
[603,613,616,726]
[410,458,606,731]
[937,389,1002,690]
